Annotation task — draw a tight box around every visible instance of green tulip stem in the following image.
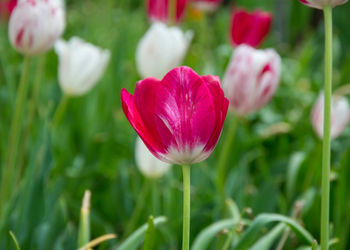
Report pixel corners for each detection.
[182,164,191,250]
[52,94,70,127]
[321,5,332,250]
[0,55,31,212]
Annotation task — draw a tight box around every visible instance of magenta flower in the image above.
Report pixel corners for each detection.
[311,93,350,139]
[191,0,221,12]
[230,8,272,48]
[298,0,348,9]
[147,0,188,24]
[223,45,281,116]
[121,66,229,165]
[8,0,65,55]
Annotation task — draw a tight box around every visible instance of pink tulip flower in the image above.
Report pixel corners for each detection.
[147,0,188,23]
[191,0,221,12]
[230,8,272,48]
[311,93,350,139]
[121,66,229,165]
[223,45,281,116]
[298,0,348,9]
[8,0,65,55]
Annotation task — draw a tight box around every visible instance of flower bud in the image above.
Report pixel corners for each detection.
[136,22,193,79]
[298,0,348,9]
[54,37,111,96]
[311,93,350,139]
[135,137,171,178]
[9,0,65,55]
[223,45,281,116]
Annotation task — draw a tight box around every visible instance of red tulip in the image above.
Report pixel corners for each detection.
[147,0,188,23]
[298,0,348,9]
[121,66,229,165]
[230,8,272,48]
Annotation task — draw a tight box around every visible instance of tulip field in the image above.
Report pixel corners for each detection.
[2,0,350,249]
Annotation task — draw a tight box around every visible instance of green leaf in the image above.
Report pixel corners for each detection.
[191,219,247,250]
[226,198,241,222]
[118,216,166,250]
[9,231,21,250]
[250,223,286,250]
[234,213,315,250]
[78,190,91,248]
[142,216,155,250]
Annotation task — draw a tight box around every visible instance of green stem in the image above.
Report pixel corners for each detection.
[151,180,160,215]
[0,55,30,211]
[217,117,238,196]
[321,5,332,250]
[182,165,191,250]
[51,95,69,127]
[17,55,46,173]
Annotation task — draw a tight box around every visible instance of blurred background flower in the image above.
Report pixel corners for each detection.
[135,137,171,178]
[223,45,281,115]
[136,22,193,79]
[311,92,350,139]
[147,0,188,23]
[8,0,65,54]
[230,8,272,48]
[55,37,111,96]
[298,0,348,9]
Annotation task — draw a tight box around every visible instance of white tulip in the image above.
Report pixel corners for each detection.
[223,45,281,115]
[135,137,171,179]
[55,37,111,96]
[299,0,348,9]
[136,22,193,79]
[311,93,350,139]
[9,0,65,55]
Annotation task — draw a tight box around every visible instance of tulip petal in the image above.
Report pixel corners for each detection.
[231,9,272,48]
[201,75,229,153]
[161,67,216,153]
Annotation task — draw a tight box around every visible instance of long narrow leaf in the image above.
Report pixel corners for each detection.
[142,216,155,250]
[191,219,249,250]
[226,198,241,222]
[235,213,315,250]
[9,231,21,250]
[250,223,286,250]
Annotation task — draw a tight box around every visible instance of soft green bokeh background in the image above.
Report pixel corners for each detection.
[0,0,350,249]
